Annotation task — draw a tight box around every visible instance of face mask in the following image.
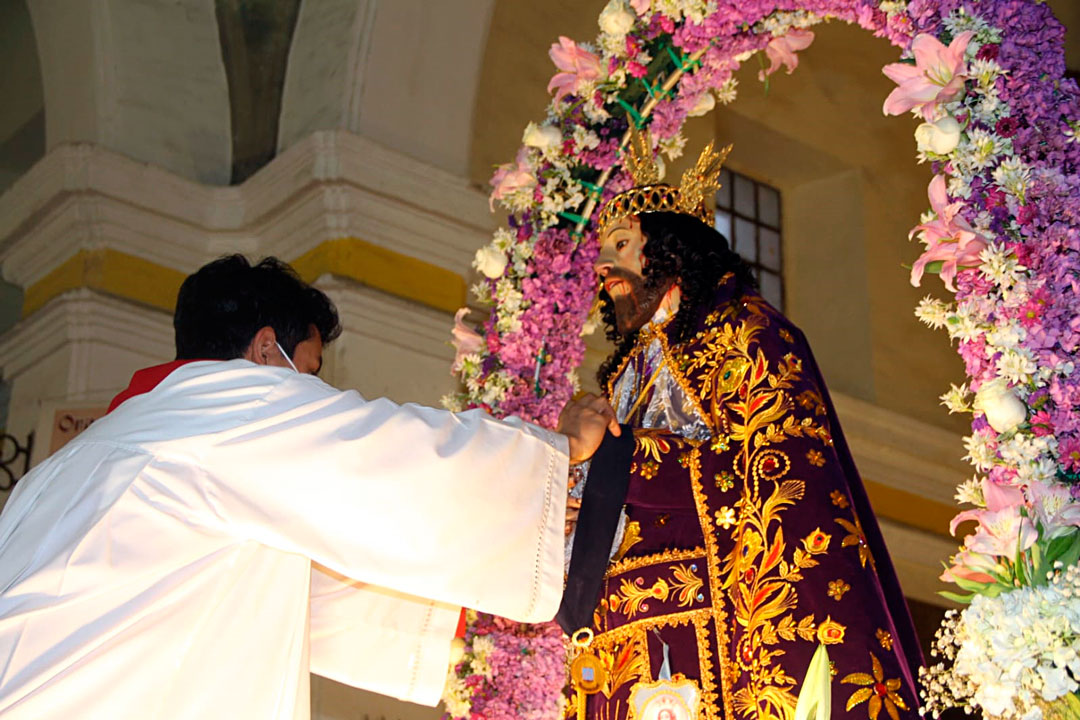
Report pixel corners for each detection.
[275,341,299,373]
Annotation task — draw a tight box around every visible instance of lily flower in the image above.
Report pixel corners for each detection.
[547,37,603,103]
[489,148,537,211]
[909,175,989,291]
[1025,479,1080,536]
[450,308,485,374]
[940,549,998,585]
[882,31,974,120]
[961,505,1038,557]
[758,29,815,81]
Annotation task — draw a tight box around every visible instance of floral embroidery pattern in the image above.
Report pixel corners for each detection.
[828,579,852,601]
[876,629,894,651]
[607,564,705,620]
[640,460,659,480]
[806,449,826,467]
[842,653,909,720]
[836,515,876,570]
[830,490,850,509]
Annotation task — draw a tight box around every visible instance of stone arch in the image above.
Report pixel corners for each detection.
[0,0,45,194]
[26,0,231,185]
[278,0,496,177]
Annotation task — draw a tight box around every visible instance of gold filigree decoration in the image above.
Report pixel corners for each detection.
[828,579,851,601]
[613,521,644,562]
[596,126,732,234]
[830,490,850,509]
[876,629,894,651]
[842,652,909,720]
[836,515,876,570]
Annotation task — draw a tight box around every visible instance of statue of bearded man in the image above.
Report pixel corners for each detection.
[556,156,925,720]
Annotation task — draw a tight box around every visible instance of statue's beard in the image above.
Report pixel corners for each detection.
[604,268,672,336]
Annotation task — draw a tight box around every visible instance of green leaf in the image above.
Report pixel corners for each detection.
[951,575,992,593]
[922,260,945,275]
[938,590,974,604]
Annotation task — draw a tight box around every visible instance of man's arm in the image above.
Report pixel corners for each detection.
[194,376,610,625]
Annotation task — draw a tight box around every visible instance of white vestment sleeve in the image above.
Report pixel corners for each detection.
[308,564,459,706]
[195,376,569,624]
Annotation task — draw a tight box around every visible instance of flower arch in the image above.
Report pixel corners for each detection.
[443,2,1080,718]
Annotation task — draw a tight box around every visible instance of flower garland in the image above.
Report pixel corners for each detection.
[443,1,1080,718]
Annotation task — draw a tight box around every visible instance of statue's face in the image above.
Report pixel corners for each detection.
[594,216,671,335]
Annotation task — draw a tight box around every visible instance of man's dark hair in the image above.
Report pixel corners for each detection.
[174,255,342,360]
[597,212,757,388]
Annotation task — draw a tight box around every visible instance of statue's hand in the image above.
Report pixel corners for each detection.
[556,393,620,463]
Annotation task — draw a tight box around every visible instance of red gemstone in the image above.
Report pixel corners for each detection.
[874,683,888,697]
[743,567,756,583]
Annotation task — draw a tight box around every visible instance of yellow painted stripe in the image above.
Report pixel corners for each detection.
[291,237,465,314]
[22,238,467,318]
[22,248,186,317]
[863,479,957,542]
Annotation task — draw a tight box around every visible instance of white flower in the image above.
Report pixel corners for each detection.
[659,133,687,160]
[973,378,1027,433]
[996,349,1037,385]
[955,476,984,506]
[963,432,997,471]
[598,0,636,36]
[915,295,951,329]
[715,77,738,104]
[491,227,515,253]
[687,92,716,117]
[941,383,972,414]
[915,116,963,155]
[522,122,562,152]
[993,157,1032,202]
[473,245,508,279]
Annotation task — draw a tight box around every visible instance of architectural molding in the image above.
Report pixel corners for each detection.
[0,131,495,294]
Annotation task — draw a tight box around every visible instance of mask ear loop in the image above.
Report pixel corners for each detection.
[274,341,299,373]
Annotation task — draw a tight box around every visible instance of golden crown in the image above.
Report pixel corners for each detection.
[596,126,732,235]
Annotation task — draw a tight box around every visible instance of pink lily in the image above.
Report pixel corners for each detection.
[961,505,1038,557]
[882,31,974,120]
[451,308,484,374]
[950,478,1026,536]
[1026,479,1080,535]
[909,175,989,291]
[940,549,996,585]
[489,148,537,211]
[758,29,815,81]
[629,0,650,16]
[547,36,603,103]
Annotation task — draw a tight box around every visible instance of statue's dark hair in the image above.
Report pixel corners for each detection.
[596,212,757,388]
[174,254,342,361]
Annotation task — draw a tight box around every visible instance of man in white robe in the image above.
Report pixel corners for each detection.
[0,256,618,719]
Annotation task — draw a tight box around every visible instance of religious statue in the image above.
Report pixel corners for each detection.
[558,131,924,720]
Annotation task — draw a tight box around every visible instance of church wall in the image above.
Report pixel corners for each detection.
[26,0,232,185]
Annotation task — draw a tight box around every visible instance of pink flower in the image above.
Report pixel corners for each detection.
[629,0,650,16]
[961,505,1038,557]
[909,175,989,291]
[489,148,537,211]
[626,60,648,78]
[758,29,815,81]
[940,550,996,585]
[547,37,602,103]
[882,31,974,120]
[1026,479,1080,534]
[451,308,484,374]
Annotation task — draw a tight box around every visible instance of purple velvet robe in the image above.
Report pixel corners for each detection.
[579,278,923,720]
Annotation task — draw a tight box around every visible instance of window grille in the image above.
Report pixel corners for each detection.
[714,169,783,310]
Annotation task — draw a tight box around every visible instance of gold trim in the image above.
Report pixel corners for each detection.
[23,249,186,317]
[607,547,706,579]
[21,238,467,319]
[290,237,466,314]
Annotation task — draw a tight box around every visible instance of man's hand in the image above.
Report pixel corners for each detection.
[556,394,621,464]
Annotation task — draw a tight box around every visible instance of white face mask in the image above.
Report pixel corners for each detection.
[275,341,299,373]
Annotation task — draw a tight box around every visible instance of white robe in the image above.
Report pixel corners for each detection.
[0,360,569,719]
